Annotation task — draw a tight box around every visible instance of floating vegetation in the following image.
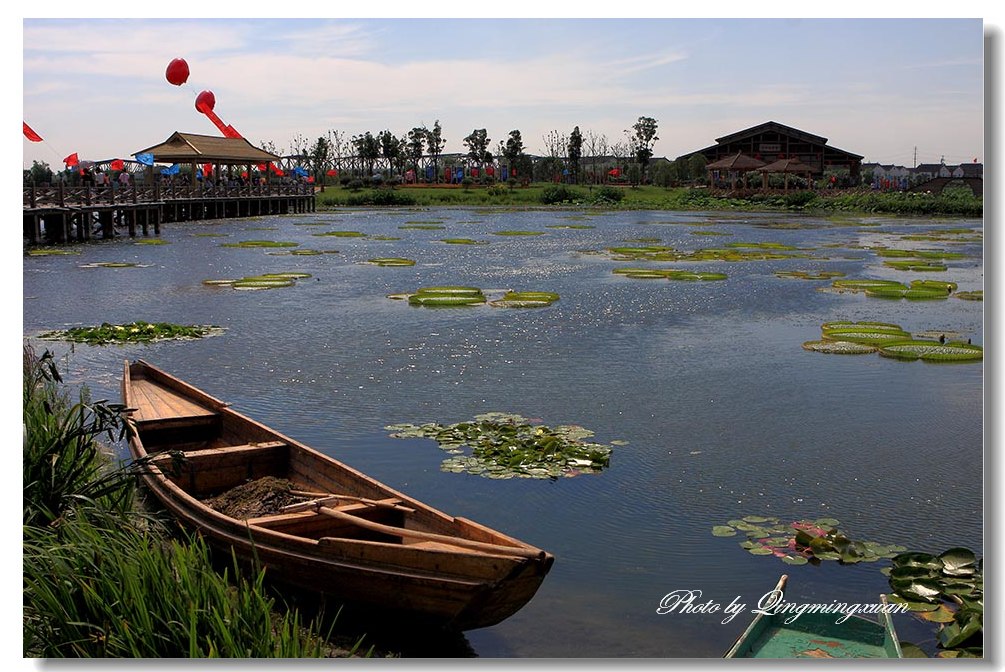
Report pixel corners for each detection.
[399,224,446,230]
[725,241,799,250]
[490,291,560,308]
[691,230,732,236]
[804,321,980,362]
[607,245,673,256]
[712,516,906,565]
[267,249,339,256]
[246,226,278,231]
[26,248,80,256]
[623,237,662,243]
[883,260,948,272]
[775,270,846,280]
[612,268,727,281]
[221,240,299,248]
[367,258,416,267]
[134,238,169,245]
[80,262,144,269]
[39,321,222,345]
[440,238,488,245]
[545,224,595,230]
[369,235,402,241]
[875,248,968,260]
[878,341,983,362]
[885,548,983,658]
[829,279,907,293]
[802,340,878,354]
[311,231,366,238]
[865,280,954,300]
[493,230,545,236]
[955,290,983,301]
[386,412,614,479]
[203,272,311,290]
[406,286,487,307]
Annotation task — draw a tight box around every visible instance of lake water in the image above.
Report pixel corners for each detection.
[22,207,983,658]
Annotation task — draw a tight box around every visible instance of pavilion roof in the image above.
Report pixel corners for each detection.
[705,152,766,171]
[133,132,280,164]
[758,157,815,173]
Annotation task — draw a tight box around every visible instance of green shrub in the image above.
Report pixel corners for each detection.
[594,186,625,203]
[540,185,583,204]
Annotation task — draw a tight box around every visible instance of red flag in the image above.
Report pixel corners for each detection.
[63,153,79,167]
[23,122,43,142]
[326,169,338,177]
[203,163,213,175]
[307,176,315,184]
[110,159,125,171]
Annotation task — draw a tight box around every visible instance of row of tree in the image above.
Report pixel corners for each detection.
[277,117,666,186]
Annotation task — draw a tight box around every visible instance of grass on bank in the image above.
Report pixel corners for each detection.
[22,345,365,658]
[314,182,982,217]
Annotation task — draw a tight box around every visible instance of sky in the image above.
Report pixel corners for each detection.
[19,14,990,172]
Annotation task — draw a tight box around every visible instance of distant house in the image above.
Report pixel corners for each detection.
[912,163,944,181]
[955,163,983,178]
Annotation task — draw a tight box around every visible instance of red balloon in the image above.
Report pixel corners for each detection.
[165,58,190,86]
[195,90,216,113]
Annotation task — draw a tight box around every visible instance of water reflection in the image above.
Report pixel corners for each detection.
[23,208,983,658]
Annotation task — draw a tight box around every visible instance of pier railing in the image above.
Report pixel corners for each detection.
[23,182,314,209]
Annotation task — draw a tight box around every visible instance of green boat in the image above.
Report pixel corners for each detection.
[724,575,904,659]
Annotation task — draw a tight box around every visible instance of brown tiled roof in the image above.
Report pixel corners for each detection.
[133,132,281,164]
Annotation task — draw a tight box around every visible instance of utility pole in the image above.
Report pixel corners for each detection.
[913,146,917,168]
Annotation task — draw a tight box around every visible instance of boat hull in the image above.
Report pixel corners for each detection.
[122,360,553,631]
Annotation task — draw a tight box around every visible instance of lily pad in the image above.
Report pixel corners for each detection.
[27,248,80,256]
[878,341,983,362]
[440,238,488,245]
[311,231,367,238]
[222,240,299,248]
[954,291,983,301]
[134,238,169,245]
[712,526,737,537]
[367,258,416,267]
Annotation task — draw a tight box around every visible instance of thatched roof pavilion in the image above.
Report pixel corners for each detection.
[133,132,281,184]
[758,157,814,190]
[706,152,766,189]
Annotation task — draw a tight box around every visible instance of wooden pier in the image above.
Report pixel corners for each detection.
[23,183,316,245]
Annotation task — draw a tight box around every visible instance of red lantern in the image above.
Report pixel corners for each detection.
[307,176,315,183]
[195,90,216,113]
[165,58,190,86]
[326,169,338,177]
[486,166,495,176]
[110,159,125,171]
[202,163,213,176]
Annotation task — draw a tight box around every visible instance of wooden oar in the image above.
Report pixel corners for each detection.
[317,506,546,560]
[283,493,410,513]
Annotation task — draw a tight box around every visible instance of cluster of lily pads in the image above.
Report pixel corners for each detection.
[203,272,311,290]
[828,278,957,300]
[390,286,560,308]
[603,243,810,263]
[711,515,907,566]
[385,412,617,479]
[39,321,222,345]
[80,262,147,269]
[27,248,80,256]
[312,230,367,238]
[366,257,416,267]
[883,548,982,658]
[612,267,727,281]
[802,321,982,362]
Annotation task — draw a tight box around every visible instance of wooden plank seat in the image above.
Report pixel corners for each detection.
[151,441,289,497]
[246,498,406,541]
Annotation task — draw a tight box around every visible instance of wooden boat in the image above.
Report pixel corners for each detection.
[121,359,554,631]
[724,575,904,658]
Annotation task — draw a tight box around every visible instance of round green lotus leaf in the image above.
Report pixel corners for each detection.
[832,279,907,292]
[624,237,662,243]
[260,272,312,279]
[440,238,488,245]
[608,245,673,255]
[911,279,957,292]
[386,293,411,301]
[879,340,983,362]
[691,230,732,236]
[312,231,367,237]
[202,279,237,286]
[712,526,737,537]
[820,329,911,345]
[955,290,983,301]
[803,339,878,354]
[782,555,809,565]
[666,271,727,281]
[883,260,949,272]
[822,321,904,332]
[231,279,295,290]
[408,294,486,307]
[415,286,484,297]
[742,515,775,523]
[814,518,841,527]
[134,238,169,245]
[493,230,545,236]
[368,258,416,267]
[747,547,774,556]
[502,291,560,302]
[222,240,299,248]
[622,271,671,279]
[81,262,140,268]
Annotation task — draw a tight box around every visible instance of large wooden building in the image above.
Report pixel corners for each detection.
[677,121,863,179]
